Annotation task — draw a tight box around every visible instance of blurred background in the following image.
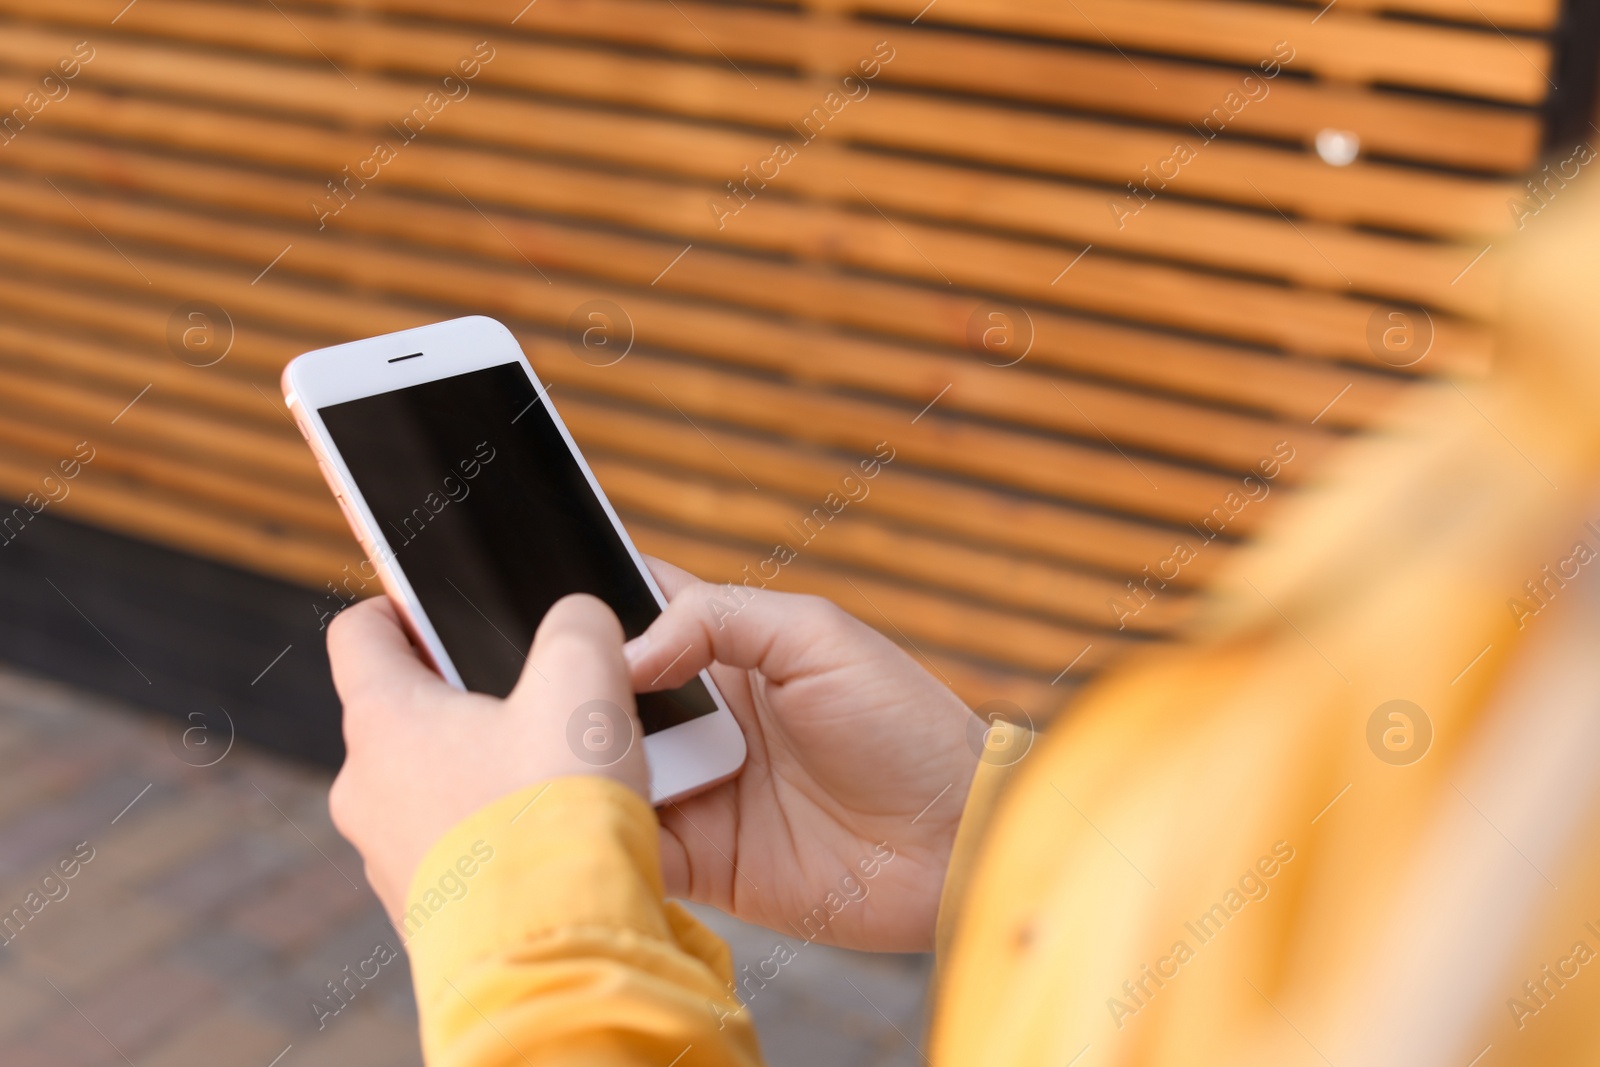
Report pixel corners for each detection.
[0,0,1592,1063]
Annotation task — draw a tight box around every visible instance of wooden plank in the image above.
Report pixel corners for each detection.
[0,325,1144,679]
[0,30,1524,241]
[0,132,1413,428]
[587,454,1198,632]
[0,27,1523,247]
[558,396,1227,581]
[844,0,1552,102]
[0,225,1273,527]
[0,85,1496,372]
[1256,0,1557,31]
[12,0,1543,173]
[0,277,1201,631]
[0,285,1207,582]
[768,0,1557,22]
[0,0,1520,693]
[798,123,1514,243]
[0,365,319,491]
[0,447,357,584]
[536,344,1283,528]
[873,44,1540,174]
[0,377,1170,632]
[0,106,1491,385]
[0,176,1342,478]
[626,520,1127,676]
[0,373,1139,680]
[317,0,1553,101]
[0,318,284,430]
[0,408,346,539]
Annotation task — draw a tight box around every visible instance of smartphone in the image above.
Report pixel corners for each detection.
[281,315,746,803]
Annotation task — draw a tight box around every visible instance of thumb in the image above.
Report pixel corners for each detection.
[327,596,451,710]
[625,581,881,693]
[514,593,649,796]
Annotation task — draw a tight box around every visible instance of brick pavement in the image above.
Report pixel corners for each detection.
[0,667,932,1067]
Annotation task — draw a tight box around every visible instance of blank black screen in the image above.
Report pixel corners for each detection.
[319,360,714,734]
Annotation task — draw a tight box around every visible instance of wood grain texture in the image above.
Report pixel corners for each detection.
[0,0,1553,697]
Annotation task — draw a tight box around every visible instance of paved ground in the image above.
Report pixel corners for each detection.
[0,666,932,1067]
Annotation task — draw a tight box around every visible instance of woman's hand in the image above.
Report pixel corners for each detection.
[629,559,980,953]
[324,593,647,923]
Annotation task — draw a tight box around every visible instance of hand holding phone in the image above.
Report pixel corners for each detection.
[324,590,648,921]
[326,551,983,952]
[625,558,982,954]
[283,316,745,803]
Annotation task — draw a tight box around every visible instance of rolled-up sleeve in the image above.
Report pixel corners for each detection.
[935,722,1033,964]
[403,777,765,1067]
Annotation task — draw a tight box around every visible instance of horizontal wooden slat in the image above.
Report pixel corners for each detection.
[0,319,282,429]
[0,363,316,492]
[557,396,1226,582]
[0,266,1203,634]
[847,0,1552,102]
[0,74,1497,373]
[0,0,1554,695]
[546,347,1290,526]
[326,0,1553,102]
[589,455,1197,632]
[0,28,1521,243]
[0,275,1238,588]
[0,407,344,539]
[0,194,1331,489]
[627,520,1126,677]
[746,0,1561,30]
[1272,0,1557,28]
[0,335,1137,681]
[0,180,1340,484]
[0,379,1133,679]
[0,443,358,582]
[13,0,1544,173]
[0,131,1412,428]
[0,342,1166,633]
[0,228,1276,526]
[0,412,1079,704]
[262,0,1547,173]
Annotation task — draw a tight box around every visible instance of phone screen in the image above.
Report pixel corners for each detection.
[318,360,716,734]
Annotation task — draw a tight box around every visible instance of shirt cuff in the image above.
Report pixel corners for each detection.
[935,721,1034,962]
[401,776,671,1008]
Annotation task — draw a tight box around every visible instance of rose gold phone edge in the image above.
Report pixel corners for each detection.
[281,315,747,805]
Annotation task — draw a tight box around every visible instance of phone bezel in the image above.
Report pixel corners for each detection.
[281,315,746,805]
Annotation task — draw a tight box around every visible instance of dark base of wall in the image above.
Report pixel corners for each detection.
[0,507,343,768]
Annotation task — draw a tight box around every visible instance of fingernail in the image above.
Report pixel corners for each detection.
[622,634,650,667]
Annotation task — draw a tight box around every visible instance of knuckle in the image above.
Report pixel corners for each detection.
[338,707,363,750]
[338,693,399,754]
[326,599,361,638]
[327,770,357,839]
[797,593,846,626]
[324,606,363,660]
[686,579,732,606]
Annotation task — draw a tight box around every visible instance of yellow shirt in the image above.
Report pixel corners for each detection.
[402,186,1600,1067]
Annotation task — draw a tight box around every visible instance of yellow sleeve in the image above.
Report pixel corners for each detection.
[934,722,1032,964]
[401,776,765,1067]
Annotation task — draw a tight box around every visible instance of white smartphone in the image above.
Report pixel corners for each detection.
[281,315,746,804]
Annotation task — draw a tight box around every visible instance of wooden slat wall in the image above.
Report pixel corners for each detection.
[0,0,1560,716]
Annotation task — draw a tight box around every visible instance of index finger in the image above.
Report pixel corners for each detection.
[643,554,699,600]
